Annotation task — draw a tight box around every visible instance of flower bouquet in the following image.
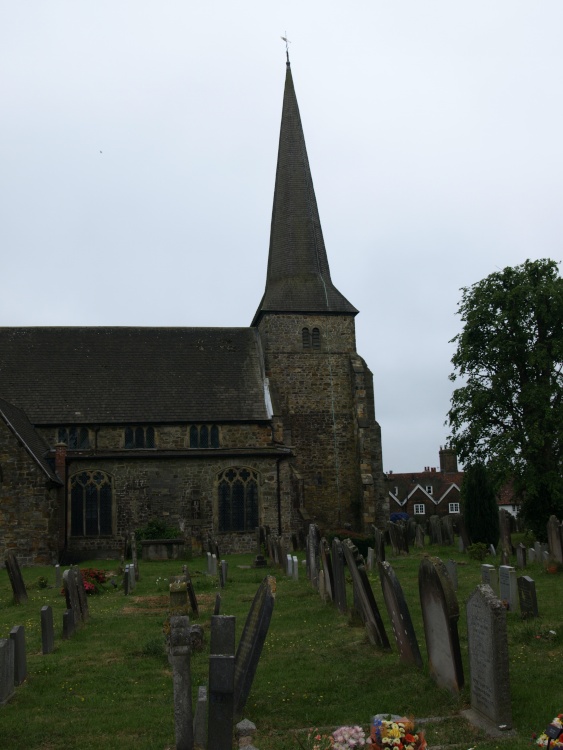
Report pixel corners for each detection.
[370,717,426,750]
[534,714,563,748]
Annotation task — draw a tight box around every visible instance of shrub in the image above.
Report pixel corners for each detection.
[467,542,488,561]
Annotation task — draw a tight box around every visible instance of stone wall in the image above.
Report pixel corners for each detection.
[0,421,59,565]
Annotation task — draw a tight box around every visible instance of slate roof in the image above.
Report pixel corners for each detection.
[252,63,357,325]
[0,327,270,424]
[0,397,59,481]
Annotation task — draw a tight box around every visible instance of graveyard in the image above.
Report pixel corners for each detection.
[0,530,562,750]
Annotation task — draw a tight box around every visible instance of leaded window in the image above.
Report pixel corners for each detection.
[124,426,155,449]
[70,470,113,536]
[188,425,220,448]
[218,467,258,532]
[58,426,90,449]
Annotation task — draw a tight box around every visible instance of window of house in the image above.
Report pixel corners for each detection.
[449,502,460,514]
[414,504,426,515]
[189,425,220,448]
[302,328,311,349]
[58,426,90,449]
[124,426,155,449]
[425,485,433,494]
[70,470,113,536]
[218,467,258,532]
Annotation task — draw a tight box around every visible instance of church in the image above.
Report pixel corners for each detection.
[0,62,388,564]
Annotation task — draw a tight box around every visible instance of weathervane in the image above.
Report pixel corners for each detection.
[281,33,291,64]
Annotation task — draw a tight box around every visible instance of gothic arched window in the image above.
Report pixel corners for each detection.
[218,467,258,532]
[70,470,113,536]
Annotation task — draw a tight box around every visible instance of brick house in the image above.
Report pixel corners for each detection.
[386,447,464,519]
[0,62,387,563]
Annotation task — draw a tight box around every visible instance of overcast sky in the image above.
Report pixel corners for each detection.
[2,2,562,473]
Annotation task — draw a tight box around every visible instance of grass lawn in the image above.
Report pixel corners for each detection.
[0,538,561,750]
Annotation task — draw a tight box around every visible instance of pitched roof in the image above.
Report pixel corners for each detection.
[0,327,271,424]
[387,470,464,507]
[0,398,59,481]
[252,63,357,325]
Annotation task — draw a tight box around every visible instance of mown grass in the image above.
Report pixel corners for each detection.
[0,538,561,750]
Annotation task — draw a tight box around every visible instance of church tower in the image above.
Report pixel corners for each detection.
[252,62,388,530]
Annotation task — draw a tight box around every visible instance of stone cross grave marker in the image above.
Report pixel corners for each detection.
[320,537,334,601]
[9,626,27,686]
[517,575,539,618]
[547,515,563,564]
[418,556,464,694]
[378,561,423,668]
[466,584,512,728]
[41,605,55,655]
[0,638,15,706]
[341,539,390,650]
[499,565,518,611]
[5,552,28,605]
[233,575,276,717]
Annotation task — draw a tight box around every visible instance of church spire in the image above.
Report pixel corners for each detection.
[252,64,358,326]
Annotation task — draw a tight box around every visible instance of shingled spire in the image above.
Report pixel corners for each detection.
[252,63,358,326]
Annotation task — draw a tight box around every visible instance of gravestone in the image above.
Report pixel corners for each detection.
[441,516,454,546]
[63,569,82,625]
[233,575,276,716]
[516,544,527,569]
[168,615,193,750]
[378,562,423,668]
[429,515,443,545]
[320,538,334,601]
[341,539,390,650]
[208,654,235,750]
[318,569,328,603]
[418,556,464,694]
[5,552,28,604]
[123,565,131,595]
[193,685,207,750]
[184,568,199,618]
[9,626,27,686]
[220,560,228,588]
[331,538,347,614]
[170,582,188,609]
[415,525,425,548]
[307,524,321,589]
[373,526,385,563]
[547,515,563,564]
[41,605,55,655]
[292,555,299,581]
[286,554,293,577]
[388,522,401,556]
[130,531,139,581]
[517,575,539,618]
[528,547,536,563]
[62,609,75,640]
[72,566,90,622]
[366,547,375,572]
[445,559,458,591]
[466,584,512,728]
[498,508,513,558]
[55,564,62,589]
[206,552,212,574]
[453,514,471,551]
[0,638,15,705]
[213,594,221,616]
[498,565,518,611]
[407,518,417,545]
[211,615,236,656]
[534,541,542,561]
[481,563,499,595]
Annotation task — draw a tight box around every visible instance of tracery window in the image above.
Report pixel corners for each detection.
[218,467,258,532]
[124,426,155,449]
[58,426,90,449]
[189,425,220,448]
[70,470,113,536]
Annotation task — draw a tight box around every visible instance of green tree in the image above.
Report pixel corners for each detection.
[448,258,563,540]
[461,462,499,546]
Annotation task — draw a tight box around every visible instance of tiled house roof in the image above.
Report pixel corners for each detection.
[252,63,357,325]
[387,470,464,509]
[0,327,271,424]
[0,398,59,481]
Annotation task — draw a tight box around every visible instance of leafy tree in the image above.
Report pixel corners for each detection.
[448,258,563,539]
[461,462,499,546]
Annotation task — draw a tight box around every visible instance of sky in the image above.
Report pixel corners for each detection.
[2,1,562,473]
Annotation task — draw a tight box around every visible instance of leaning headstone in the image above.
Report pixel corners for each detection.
[233,575,276,716]
[498,565,518,611]
[418,556,464,694]
[331,538,347,614]
[547,515,563,564]
[378,562,423,668]
[445,559,458,591]
[169,615,193,750]
[9,626,27,686]
[341,539,390,650]
[465,584,512,728]
[41,605,55,655]
[517,575,539,618]
[320,538,334,601]
[5,552,28,604]
[516,544,527,570]
[0,638,15,705]
[193,685,207,750]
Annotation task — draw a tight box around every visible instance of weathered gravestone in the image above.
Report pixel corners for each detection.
[9,626,27,686]
[184,567,199,618]
[208,616,236,750]
[372,526,385,563]
[170,582,188,610]
[465,584,512,728]
[220,560,228,588]
[452,514,471,551]
[63,569,81,626]
[292,555,299,581]
[341,539,390,650]
[168,615,193,750]
[415,525,425,549]
[41,605,55,655]
[307,524,321,588]
[331,538,347,614]
[441,516,455,546]
[0,638,15,705]
[481,564,499,595]
[366,547,375,572]
[193,685,207,750]
[130,531,139,581]
[517,575,539,618]
[388,522,401,556]
[429,515,443,545]
[516,544,527,570]
[378,561,423,668]
[528,547,536,564]
[5,552,28,604]
[233,575,276,716]
[62,609,75,640]
[418,556,464,694]
[445,559,458,591]
[320,538,334,601]
[547,515,563,564]
[54,564,62,589]
[498,565,518,611]
[498,509,513,558]
[72,566,90,622]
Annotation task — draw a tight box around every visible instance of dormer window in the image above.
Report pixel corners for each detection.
[124,426,155,449]
[426,485,433,494]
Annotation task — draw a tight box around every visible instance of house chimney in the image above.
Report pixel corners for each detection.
[439,446,458,473]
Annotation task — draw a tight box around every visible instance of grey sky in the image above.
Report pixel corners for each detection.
[2,1,562,473]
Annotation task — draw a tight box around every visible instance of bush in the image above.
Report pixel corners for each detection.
[135,518,182,542]
[467,542,488,561]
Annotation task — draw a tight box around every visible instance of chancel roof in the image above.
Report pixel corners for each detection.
[0,327,270,424]
[252,63,357,325]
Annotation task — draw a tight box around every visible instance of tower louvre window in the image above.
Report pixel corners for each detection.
[312,327,321,349]
[302,328,311,349]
